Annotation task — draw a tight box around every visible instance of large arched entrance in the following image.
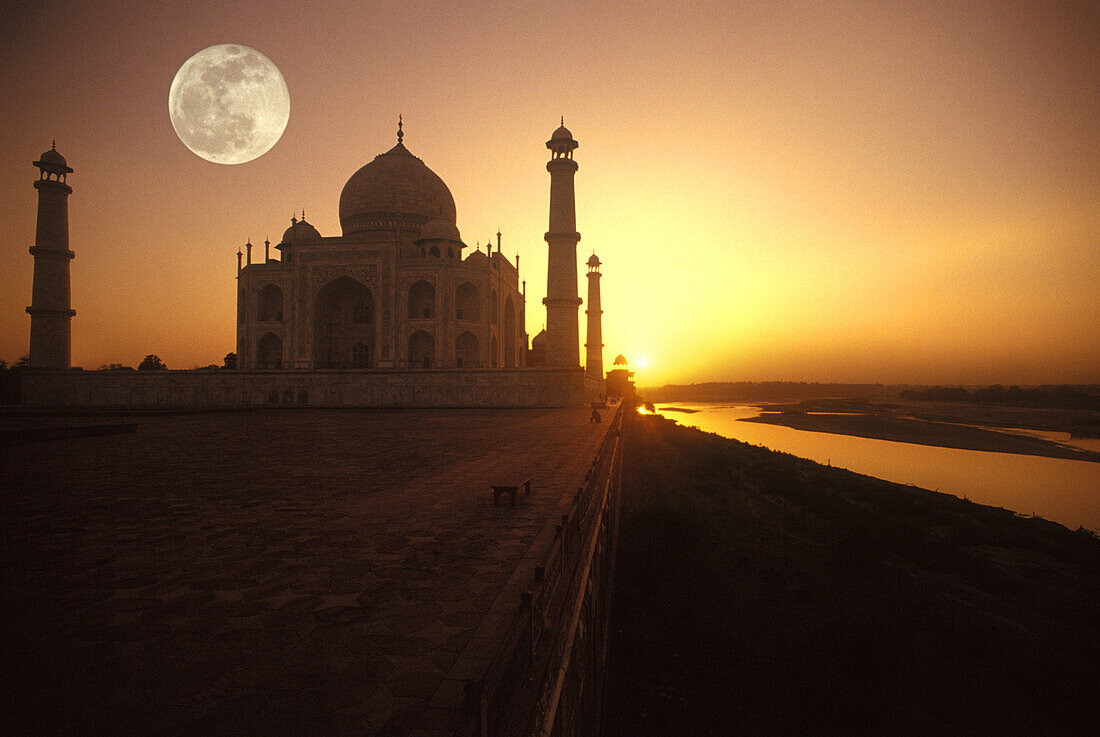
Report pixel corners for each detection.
[408,330,435,368]
[256,333,283,369]
[313,277,375,369]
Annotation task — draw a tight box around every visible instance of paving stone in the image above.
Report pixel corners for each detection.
[0,406,613,735]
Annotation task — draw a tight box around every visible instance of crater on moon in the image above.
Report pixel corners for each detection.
[169,44,290,165]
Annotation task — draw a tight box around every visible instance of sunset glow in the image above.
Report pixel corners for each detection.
[1,1,1096,384]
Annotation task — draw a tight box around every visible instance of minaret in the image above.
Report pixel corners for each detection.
[585,252,604,382]
[26,142,75,369]
[543,119,582,367]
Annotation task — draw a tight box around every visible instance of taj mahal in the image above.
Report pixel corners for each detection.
[236,118,530,372]
[21,122,611,408]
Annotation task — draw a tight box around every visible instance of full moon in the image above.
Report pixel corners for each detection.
[168,44,290,165]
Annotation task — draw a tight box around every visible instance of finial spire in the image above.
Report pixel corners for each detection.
[560,116,564,126]
[301,209,306,221]
[51,140,56,151]
[397,114,403,144]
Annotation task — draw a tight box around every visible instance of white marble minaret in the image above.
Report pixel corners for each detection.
[543,120,582,367]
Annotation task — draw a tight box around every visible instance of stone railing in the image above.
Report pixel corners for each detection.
[462,401,623,736]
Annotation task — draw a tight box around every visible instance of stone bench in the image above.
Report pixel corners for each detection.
[491,478,531,507]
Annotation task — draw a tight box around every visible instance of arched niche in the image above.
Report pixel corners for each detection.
[455,331,479,367]
[503,296,516,367]
[456,282,480,321]
[409,330,435,368]
[408,280,435,320]
[257,332,283,369]
[257,284,283,322]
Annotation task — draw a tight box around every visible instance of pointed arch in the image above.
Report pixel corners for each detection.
[456,282,480,321]
[503,295,516,367]
[257,332,283,369]
[258,284,283,322]
[408,280,435,319]
[455,331,479,367]
[408,330,435,368]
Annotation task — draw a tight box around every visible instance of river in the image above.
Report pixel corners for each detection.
[657,403,1100,531]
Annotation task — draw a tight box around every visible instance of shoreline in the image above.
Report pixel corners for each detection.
[740,411,1100,463]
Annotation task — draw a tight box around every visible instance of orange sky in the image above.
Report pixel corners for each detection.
[1,1,1097,385]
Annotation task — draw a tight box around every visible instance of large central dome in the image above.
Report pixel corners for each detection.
[339,141,457,236]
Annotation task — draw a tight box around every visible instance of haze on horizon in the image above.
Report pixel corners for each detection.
[1,1,1096,386]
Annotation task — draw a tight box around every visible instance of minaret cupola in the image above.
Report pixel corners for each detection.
[34,141,73,183]
[547,118,578,160]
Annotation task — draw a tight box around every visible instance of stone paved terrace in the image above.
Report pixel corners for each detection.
[1,406,617,736]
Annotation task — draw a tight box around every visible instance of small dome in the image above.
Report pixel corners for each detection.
[34,142,72,173]
[587,253,601,267]
[613,354,627,366]
[532,330,548,347]
[417,217,461,243]
[339,142,456,236]
[281,216,321,244]
[40,148,67,166]
[551,124,574,141]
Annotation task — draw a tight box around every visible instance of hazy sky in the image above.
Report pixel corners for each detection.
[1,1,1096,384]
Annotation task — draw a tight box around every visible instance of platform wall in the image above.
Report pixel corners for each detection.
[22,368,602,408]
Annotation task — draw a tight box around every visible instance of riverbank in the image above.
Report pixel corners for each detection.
[743,410,1100,462]
[605,413,1100,736]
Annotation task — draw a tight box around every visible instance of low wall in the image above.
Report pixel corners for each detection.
[461,402,624,736]
[23,368,603,408]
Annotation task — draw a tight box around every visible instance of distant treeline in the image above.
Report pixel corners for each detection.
[640,382,905,403]
[900,385,1100,410]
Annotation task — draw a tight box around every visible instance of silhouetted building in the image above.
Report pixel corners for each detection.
[605,354,635,399]
[21,124,607,409]
[235,120,527,369]
[27,142,75,369]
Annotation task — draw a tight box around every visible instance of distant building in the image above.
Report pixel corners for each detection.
[605,354,635,399]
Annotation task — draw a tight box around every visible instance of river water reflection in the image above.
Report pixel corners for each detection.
[659,403,1100,531]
